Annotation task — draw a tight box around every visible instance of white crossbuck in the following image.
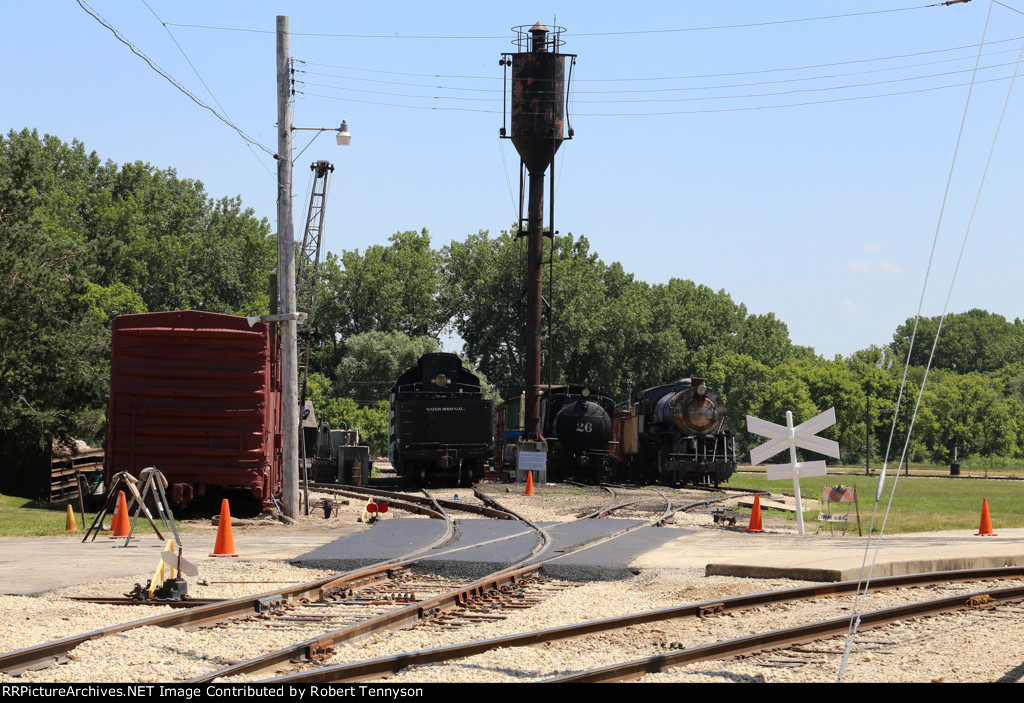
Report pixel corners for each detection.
[746,408,840,535]
[748,407,840,466]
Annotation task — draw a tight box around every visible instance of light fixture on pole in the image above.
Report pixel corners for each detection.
[292,121,352,146]
[336,120,351,146]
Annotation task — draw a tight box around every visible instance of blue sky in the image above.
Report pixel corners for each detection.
[4,1,1023,359]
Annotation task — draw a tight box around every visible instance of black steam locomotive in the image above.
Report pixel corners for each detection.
[388,353,494,486]
[495,384,617,482]
[616,377,736,486]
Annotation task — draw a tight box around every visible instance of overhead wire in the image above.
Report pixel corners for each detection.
[290,40,1024,116]
[138,0,276,179]
[297,73,1017,116]
[162,4,948,40]
[294,41,1024,97]
[297,36,1024,85]
[837,0,1023,681]
[75,0,275,158]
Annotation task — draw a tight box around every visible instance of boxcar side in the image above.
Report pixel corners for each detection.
[104,311,282,509]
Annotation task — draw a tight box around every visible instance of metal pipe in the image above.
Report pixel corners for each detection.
[525,169,545,441]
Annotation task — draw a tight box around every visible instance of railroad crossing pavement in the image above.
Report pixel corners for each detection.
[294,518,688,580]
[0,528,358,597]
[3,521,1024,596]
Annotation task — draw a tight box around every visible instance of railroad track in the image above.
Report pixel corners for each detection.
[185,485,688,682]
[260,567,1024,684]
[1,481,666,681]
[15,483,989,683]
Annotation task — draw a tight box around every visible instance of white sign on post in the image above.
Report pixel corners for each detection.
[747,407,840,535]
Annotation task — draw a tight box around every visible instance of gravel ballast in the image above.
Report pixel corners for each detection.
[2,483,1023,684]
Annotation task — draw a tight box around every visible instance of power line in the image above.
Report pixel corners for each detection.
[567,60,1020,105]
[300,73,1015,116]
[75,0,275,158]
[297,48,1022,99]
[162,3,958,41]
[299,36,1024,85]
[567,3,953,37]
[139,0,276,179]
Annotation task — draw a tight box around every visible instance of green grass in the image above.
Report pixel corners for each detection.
[728,471,1024,534]
[0,493,166,537]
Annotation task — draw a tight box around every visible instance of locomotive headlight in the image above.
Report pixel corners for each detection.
[582,388,590,397]
[685,398,716,432]
[697,383,706,396]
[434,374,449,387]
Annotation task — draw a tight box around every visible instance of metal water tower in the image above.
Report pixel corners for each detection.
[500,22,575,442]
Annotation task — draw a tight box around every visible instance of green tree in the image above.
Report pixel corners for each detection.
[442,229,526,398]
[1,128,276,482]
[335,331,441,404]
[706,352,771,455]
[890,309,1024,374]
[324,229,444,341]
[0,130,110,455]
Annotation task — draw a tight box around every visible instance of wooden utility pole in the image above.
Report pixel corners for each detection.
[277,15,298,517]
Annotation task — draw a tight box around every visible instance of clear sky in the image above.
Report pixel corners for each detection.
[4,1,1023,359]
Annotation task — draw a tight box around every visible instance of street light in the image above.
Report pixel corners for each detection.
[292,121,352,146]
[336,120,351,146]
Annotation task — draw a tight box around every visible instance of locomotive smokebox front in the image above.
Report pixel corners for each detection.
[654,380,727,436]
[552,399,613,453]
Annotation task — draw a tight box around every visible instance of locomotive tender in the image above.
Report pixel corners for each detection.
[616,377,736,486]
[388,353,494,486]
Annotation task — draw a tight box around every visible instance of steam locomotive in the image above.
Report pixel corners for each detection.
[388,353,494,486]
[495,384,617,483]
[615,377,736,486]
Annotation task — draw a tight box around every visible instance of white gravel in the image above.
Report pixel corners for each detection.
[3,482,1023,684]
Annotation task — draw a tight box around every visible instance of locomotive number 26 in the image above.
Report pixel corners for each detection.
[576,422,593,433]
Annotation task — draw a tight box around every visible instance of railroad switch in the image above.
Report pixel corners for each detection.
[124,577,189,603]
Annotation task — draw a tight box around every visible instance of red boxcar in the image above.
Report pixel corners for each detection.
[104,311,282,509]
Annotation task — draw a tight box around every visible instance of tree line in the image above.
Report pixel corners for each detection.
[3,129,1023,466]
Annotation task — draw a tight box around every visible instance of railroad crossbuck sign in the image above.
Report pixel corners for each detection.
[746,408,841,535]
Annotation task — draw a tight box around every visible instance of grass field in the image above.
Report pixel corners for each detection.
[729,469,1024,534]
[0,494,165,538]
[4,470,1024,537]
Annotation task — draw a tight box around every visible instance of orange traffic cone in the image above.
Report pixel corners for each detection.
[65,504,78,532]
[976,498,998,536]
[210,499,239,556]
[108,491,133,539]
[746,494,764,533]
[524,470,535,497]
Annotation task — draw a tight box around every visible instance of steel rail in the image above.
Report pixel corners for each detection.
[187,563,545,682]
[549,582,1024,682]
[312,482,519,520]
[194,487,652,682]
[64,597,222,607]
[0,560,416,676]
[0,504,460,676]
[185,494,550,682]
[262,566,1024,683]
[308,484,445,519]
